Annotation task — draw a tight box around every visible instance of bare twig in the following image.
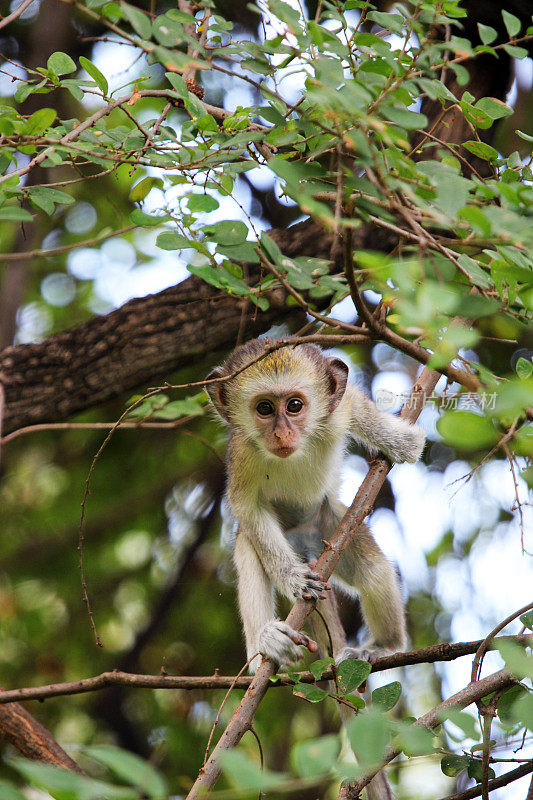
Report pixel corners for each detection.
[0,0,36,29]
[471,602,533,683]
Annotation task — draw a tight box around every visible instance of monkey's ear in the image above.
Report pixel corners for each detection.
[326,358,349,412]
[205,366,231,422]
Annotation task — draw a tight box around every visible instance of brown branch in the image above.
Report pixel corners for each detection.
[348,668,517,797]
[1,636,529,706]
[1,417,194,445]
[0,0,36,29]
[0,690,84,772]
[436,761,533,800]
[0,224,138,262]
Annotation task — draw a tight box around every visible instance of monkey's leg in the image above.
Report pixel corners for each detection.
[234,533,317,673]
[335,523,406,661]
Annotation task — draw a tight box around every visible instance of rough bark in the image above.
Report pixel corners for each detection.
[0,219,345,434]
[0,692,83,772]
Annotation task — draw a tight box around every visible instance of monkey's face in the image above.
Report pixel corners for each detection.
[249,392,310,458]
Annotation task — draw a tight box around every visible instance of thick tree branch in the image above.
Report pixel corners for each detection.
[0,690,83,772]
[3,636,528,706]
[437,762,533,800]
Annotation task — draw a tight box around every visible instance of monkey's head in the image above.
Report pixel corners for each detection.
[205,340,349,459]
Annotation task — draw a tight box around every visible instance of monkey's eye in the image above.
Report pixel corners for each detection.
[286,398,304,414]
[256,400,274,417]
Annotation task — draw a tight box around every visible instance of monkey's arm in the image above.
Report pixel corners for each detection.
[347,386,425,463]
[234,532,318,672]
[237,510,329,602]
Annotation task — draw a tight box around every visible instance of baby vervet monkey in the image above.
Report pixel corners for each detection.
[206,339,425,673]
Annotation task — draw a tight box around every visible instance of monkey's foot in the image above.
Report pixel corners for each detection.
[335,645,391,666]
[254,620,317,671]
[289,566,331,602]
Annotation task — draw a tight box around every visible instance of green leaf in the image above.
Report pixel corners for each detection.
[457,254,492,289]
[516,357,533,379]
[512,691,533,731]
[0,206,33,222]
[372,681,401,712]
[347,709,389,768]
[444,709,479,740]
[519,610,533,630]
[291,734,340,779]
[477,23,497,44]
[260,232,284,264]
[475,97,513,120]
[9,758,138,800]
[337,659,371,694]
[218,750,287,792]
[366,10,404,34]
[79,56,109,96]
[495,640,533,680]
[344,693,366,709]
[462,141,498,161]
[441,754,470,777]
[497,684,529,723]
[309,657,334,680]
[468,758,495,782]
[84,745,168,799]
[382,105,427,130]
[28,186,74,214]
[156,231,191,250]
[494,379,533,419]
[395,724,435,757]
[47,51,77,75]
[520,467,533,488]
[14,82,38,103]
[23,107,56,135]
[437,411,499,451]
[502,44,528,58]
[502,9,521,38]
[203,220,249,246]
[149,396,205,420]
[130,209,166,226]
[129,176,163,202]
[165,72,188,97]
[217,242,260,263]
[293,683,328,703]
[187,194,219,213]
[121,2,152,38]
[0,780,27,800]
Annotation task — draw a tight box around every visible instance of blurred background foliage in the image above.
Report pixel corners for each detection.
[0,0,532,797]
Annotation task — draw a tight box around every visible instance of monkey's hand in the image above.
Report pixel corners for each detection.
[288,565,331,602]
[251,620,317,673]
[382,420,425,464]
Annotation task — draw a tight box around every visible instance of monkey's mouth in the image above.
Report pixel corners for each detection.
[271,446,296,458]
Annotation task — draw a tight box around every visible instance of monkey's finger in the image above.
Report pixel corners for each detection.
[290,632,317,652]
[306,580,331,593]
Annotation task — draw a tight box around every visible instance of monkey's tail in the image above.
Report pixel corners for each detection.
[312,594,395,800]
